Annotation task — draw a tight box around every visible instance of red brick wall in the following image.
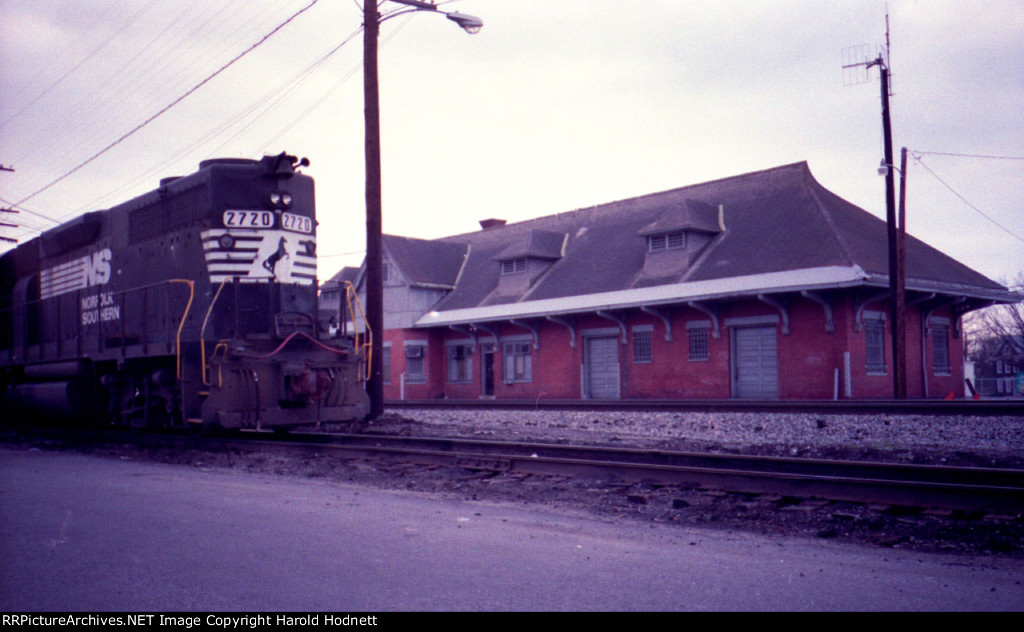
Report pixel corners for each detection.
[825,298,964,400]
[381,294,965,401]
[620,308,731,399]
[382,329,444,400]
[524,322,582,399]
[776,298,841,399]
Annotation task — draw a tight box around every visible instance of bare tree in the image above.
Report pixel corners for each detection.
[965,271,1024,361]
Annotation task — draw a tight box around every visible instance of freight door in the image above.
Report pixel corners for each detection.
[585,336,620,399]
[732,326,778,399]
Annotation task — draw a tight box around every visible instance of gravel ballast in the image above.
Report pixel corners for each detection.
[370,408,1024,468]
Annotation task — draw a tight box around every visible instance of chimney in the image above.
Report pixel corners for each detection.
[479,218,507,230]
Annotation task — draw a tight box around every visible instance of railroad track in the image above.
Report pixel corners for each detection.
[4,422,1022,515]
[228,431,1024,515]
[387,398,1024,416]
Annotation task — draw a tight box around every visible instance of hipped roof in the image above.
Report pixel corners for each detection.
[335,162,1016,326]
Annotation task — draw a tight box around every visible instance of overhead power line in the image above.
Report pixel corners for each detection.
[0,196,59,225]
[6,8,361,236]
[1,0,159,130]
[910,153,1024,245]
[913,151,1024,161]
[46,23,364,227]
[12,0,321,209]
[224,25,365,157]
[7,0,257,170]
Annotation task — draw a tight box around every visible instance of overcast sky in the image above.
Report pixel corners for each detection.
[1,0,1022,285]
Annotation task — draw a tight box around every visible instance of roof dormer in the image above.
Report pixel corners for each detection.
[494,228,567,262]
[490,229,567,299]
[637,200,723,283]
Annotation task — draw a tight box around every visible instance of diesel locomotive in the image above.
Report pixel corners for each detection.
[0,153,370,429]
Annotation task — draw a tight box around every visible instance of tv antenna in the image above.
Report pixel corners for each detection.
[841,44,872,85]
[842,12,893,94]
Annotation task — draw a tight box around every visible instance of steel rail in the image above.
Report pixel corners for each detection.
[238,431,1024,514]
[6,421,1019,514]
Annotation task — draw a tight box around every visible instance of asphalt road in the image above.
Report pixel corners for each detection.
[1,446,1021,611]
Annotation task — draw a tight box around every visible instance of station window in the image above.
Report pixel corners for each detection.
[865,320,886,374]
[633,331,652,363]
[405,344,426,383]
[932,325,950,375]
[382,347,391,384]
[688,327,709,362]
[503,342,532,383]
[447,344,473,383]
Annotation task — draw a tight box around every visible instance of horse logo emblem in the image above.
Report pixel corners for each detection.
[262,237,289,277]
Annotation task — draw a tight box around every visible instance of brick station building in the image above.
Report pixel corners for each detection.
[328,162,1018,401]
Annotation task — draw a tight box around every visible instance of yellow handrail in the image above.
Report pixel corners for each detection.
[210,341,230,388]
[343,281,372,381]
[200,279,229,387]
[168,279,195,380]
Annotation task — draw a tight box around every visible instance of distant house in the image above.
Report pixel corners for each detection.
[331,162,1019,401]
[972,336,1024,397]
[319,266,360,335]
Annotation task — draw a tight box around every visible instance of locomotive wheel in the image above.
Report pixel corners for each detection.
[106,369,181,429]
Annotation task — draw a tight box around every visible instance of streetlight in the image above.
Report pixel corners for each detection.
[363,0,482,419]
[445,12,484,34]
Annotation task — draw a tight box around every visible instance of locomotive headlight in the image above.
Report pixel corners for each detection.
[218,234,236,250]
[269,192,293,208]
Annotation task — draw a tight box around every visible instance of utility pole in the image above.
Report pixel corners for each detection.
[0,212,17,242]
[363,1,385,420]
[872,56,906,399]
[844,14,906,399]
[1,164,17,243]
[895,147,908,399]
[360,1,482,420]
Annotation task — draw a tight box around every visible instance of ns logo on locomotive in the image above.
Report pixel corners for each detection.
[0,153,370,429]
